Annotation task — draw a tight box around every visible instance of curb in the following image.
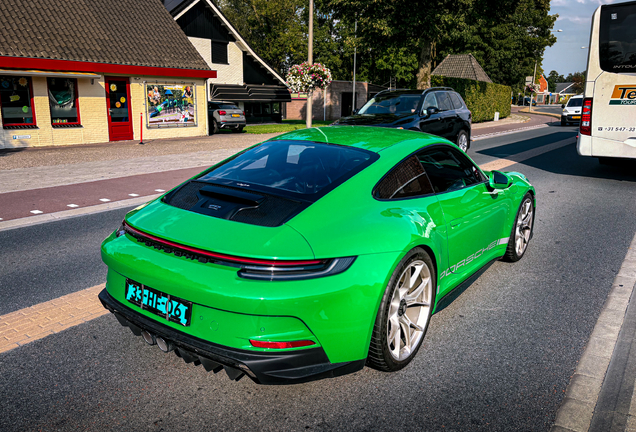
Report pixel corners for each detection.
[0,194,160,233]
[519,107,562,119]
[551,232,636,432]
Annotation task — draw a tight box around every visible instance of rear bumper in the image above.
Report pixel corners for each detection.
[99,288,364,385]
[562,114,581,123]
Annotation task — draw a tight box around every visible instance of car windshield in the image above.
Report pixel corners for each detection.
[567,98,583,107]
[198,140,377,196]
[358,93,421,115]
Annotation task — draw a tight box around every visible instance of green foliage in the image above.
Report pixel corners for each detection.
[244,120,332,134]
[431,76,511,123]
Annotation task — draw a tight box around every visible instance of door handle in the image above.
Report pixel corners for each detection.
[450,218,462,228]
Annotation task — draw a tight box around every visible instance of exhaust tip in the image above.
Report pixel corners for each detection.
[141,330,156,345]
[156,337,174,353]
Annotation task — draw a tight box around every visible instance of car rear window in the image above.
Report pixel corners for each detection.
[217,104,239,110]
[599,2,636,73]
[197,140,378,197]
[567,98,583,107]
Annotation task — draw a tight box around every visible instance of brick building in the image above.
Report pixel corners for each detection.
[0,0,215,149]
[285,80,387,121]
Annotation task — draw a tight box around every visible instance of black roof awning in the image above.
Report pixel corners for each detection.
[210,84,291,103]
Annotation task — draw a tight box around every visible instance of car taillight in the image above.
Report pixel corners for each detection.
[218,110,227,115]
[580,98,592,136]
[242,111,245,116]
[249,339,316,349]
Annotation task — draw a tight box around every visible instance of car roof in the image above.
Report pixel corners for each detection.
[270,125,449,155]
[374,87,454,97]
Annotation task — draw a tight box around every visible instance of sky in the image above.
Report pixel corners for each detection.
[543,0,617,77]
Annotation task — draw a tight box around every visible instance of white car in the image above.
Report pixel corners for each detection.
[561,95,583,126]
[208,101,246,134]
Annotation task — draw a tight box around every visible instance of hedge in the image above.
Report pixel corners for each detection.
[430,76,511,123]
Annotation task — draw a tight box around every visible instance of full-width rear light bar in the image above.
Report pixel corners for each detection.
[118,221,356,280]
[580,97,593,136]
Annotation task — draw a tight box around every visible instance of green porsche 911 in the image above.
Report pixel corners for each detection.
[99,126,535,384]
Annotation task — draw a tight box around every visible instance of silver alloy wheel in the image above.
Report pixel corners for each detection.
[457,132,468,152]
[515,198,534,256]
[386,260,433,361]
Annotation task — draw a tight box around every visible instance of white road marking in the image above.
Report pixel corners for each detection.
[128,193,139,197]
[67,204,79,208]
[30,210,43,214]
[99,198,111,202]
[155,189,165,192]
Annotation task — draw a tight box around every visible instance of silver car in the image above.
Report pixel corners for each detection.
[208,101,246,134]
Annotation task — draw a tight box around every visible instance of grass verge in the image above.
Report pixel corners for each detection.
[244,120,332,134]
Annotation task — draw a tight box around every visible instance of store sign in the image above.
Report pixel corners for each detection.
[146,83,197,127]
[13,135,31,139]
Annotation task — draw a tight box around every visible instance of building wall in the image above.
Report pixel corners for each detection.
[285,81,369,121]
[189,38,244,87]
[0,74,207,149]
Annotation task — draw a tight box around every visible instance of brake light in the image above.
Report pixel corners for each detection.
[580,98,592,136]
[249,339,316,349]
[218,110,227,115]
[242,111,245,116]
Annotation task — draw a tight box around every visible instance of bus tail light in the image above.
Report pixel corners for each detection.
[580,98,593,136]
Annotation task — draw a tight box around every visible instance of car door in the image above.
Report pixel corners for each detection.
[418,146,509,287]
[418,93,446,137]
[435,91,457,140]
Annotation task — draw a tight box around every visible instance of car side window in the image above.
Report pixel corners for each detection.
[437,92,453,111]
[421,93,438,112]
[418,147,485,193]
[374,155,434,199]
[449,92,464,110]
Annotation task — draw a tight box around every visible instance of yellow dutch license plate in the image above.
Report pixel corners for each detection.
[572,116,581,119]
[232,114,240,117]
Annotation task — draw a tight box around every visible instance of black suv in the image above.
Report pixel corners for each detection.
[333,88,472,151]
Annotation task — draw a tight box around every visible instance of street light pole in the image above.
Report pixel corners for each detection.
[529,60,537,112]
[306,0,314,128]
[352,19,357,115]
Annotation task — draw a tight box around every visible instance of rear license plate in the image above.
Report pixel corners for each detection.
[231,114,240,117]
[125,279,192,326]
[572,116,581,119]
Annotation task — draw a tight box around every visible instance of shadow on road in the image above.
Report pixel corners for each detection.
[0,147,26,158]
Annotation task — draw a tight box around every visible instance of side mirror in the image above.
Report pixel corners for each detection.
[488,170,512,190]
[424,107,439,117]
[561,104,565,108]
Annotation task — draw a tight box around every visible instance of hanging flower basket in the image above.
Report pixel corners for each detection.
[286,62,332,93]
[526,83,540,94]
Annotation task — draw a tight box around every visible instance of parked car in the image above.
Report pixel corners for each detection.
[99,126,535,384]
[208,101,246,134]
[332,88,472,151]
[561,95,583,126]
[516,96,537,106]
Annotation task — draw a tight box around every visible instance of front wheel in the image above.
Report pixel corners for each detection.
[456,130,469,152]
[367,248,435,372]
[503,193,534,262]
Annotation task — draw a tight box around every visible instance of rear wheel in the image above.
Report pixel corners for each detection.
[456,130,469,152]
[232,126,244,133]
[367,248,435,372]
[210,119,219,135]
[503,193,534,262]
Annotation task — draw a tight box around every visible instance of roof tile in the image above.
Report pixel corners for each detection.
[432,54,493,83]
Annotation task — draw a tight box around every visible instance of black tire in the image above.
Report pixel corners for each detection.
[561,118,567,126]
[210,119,219,135]
[503,192,534,262]
[367,248,436,372]
[456,129,469,152]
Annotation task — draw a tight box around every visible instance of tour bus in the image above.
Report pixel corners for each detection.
[577,0,636,163]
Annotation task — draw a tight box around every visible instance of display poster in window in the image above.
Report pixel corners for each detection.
[146,84,196,127]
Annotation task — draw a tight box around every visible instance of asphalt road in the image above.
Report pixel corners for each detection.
[2,125,636,431]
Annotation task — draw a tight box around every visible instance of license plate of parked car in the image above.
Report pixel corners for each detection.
[125,279,192,326]
[231,114,240,117]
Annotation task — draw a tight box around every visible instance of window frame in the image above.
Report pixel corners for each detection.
[0,75,37,129]
[372,152,436,201]
[47,77,81,127]
[417,144,488,195]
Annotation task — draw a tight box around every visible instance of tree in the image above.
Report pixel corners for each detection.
[546,69,564,92]
[566,72,586,94]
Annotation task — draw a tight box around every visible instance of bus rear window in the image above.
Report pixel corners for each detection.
[600,2,636,73]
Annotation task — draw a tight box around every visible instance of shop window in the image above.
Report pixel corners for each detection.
[47,78,80,126]
[0,75,36,128]
[212,41,228,64]
[263,103,271,115]
[272,102,280,114]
